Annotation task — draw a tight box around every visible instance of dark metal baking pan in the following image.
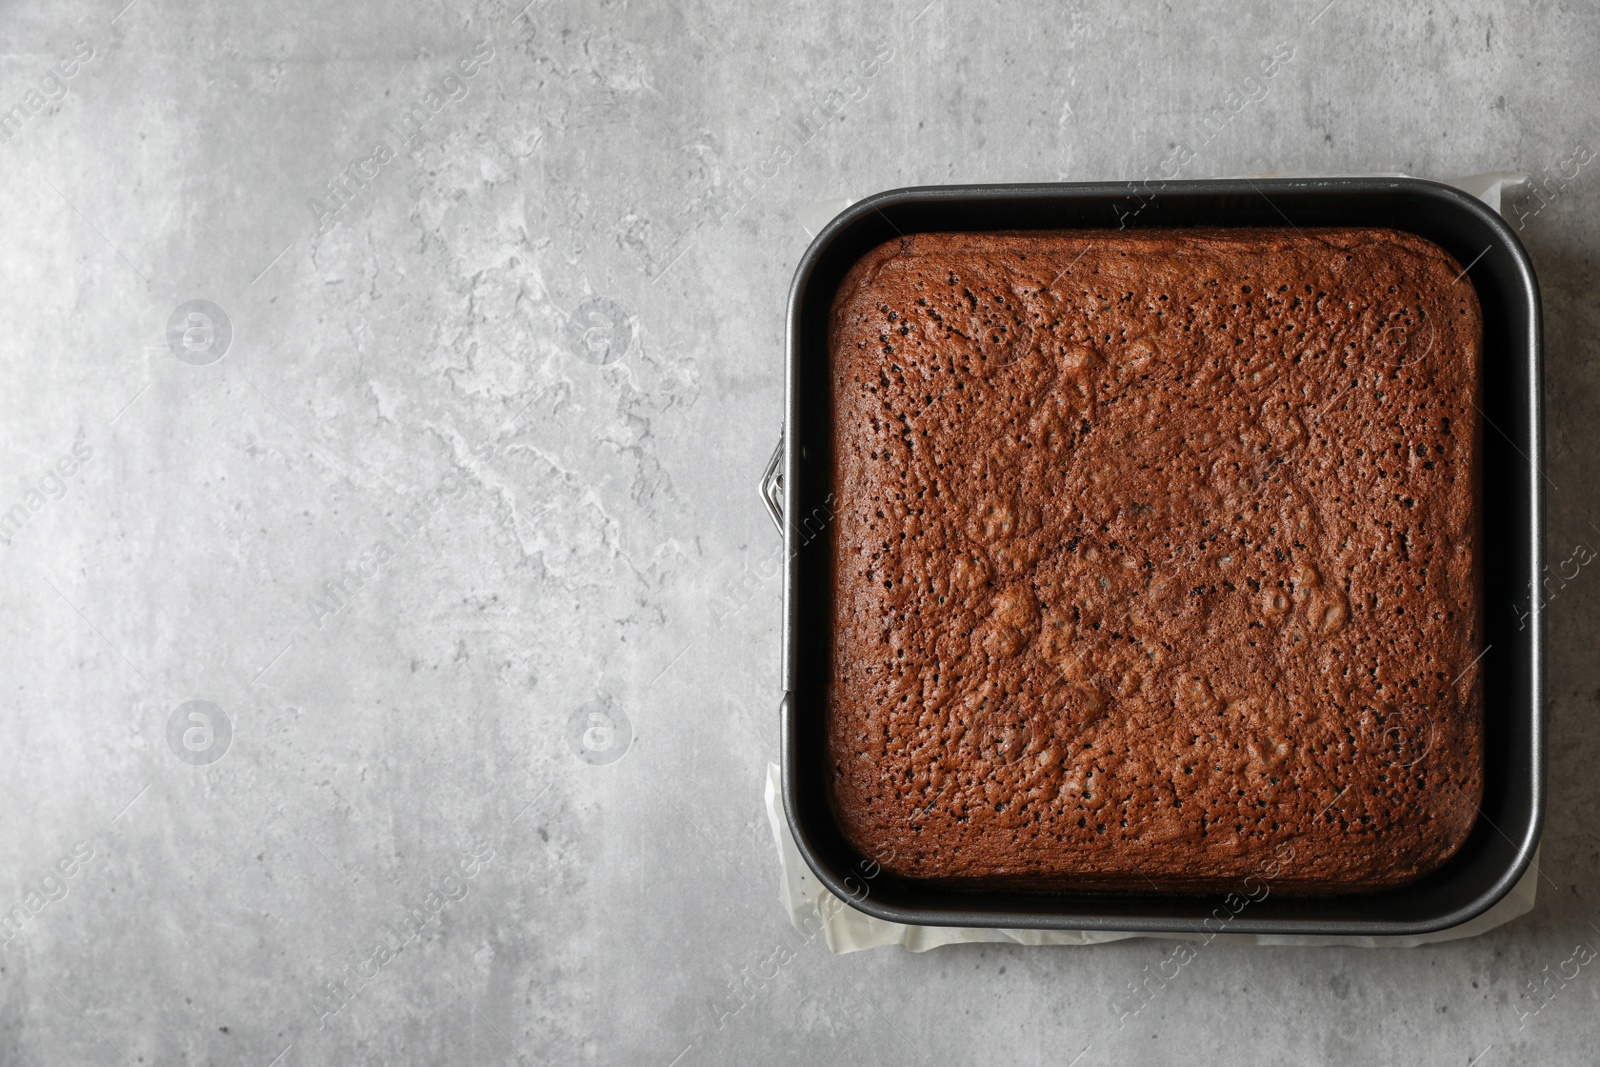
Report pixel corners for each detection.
[769,178,1543,935]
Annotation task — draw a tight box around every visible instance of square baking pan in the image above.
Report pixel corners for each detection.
[768,177,1544,935]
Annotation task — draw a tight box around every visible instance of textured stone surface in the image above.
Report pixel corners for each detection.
[827,229,1482,890]
[0,0,1595,1063]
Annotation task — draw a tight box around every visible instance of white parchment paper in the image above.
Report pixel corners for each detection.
[771,174,1536,954]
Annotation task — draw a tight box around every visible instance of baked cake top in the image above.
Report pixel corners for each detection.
[827,228,1482,891]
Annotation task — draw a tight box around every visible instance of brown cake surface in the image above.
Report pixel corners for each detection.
[827,227,1482,892]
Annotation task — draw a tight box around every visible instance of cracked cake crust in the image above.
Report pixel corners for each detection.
[826,228,1483,892]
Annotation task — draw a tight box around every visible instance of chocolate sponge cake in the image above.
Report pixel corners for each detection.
[827,228,1482,892]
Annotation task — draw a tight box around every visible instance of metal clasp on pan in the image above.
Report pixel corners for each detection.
[760,433,783,531]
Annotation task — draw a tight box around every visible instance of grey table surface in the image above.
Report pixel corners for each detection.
[1,0,1596,1063]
